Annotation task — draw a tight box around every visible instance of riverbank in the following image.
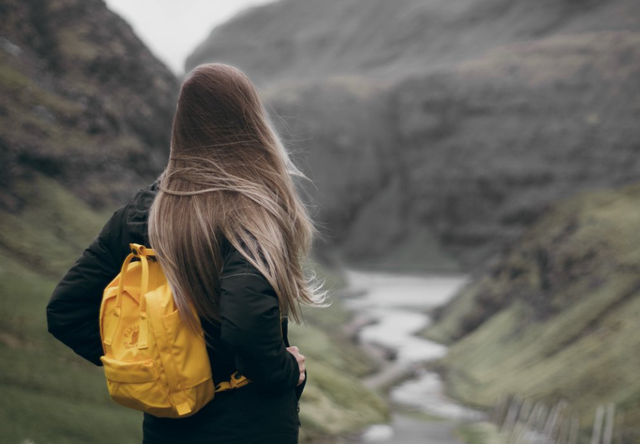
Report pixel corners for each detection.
[286,263,390,443]
[334,267,486,443]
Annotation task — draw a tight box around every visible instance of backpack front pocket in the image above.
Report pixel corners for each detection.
[101,355,172,414]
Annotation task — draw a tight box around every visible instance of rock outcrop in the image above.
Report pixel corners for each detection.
[0,0,180,211]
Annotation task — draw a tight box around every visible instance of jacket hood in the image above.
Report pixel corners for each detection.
[124,178,160,246]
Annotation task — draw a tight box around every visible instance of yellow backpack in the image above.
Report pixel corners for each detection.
[99,243,249,418]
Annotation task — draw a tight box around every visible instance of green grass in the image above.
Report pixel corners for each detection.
[455,422,510,444]
[423,183,640,439]
[420,281,480,345]
[0,174,114,278]
[0,260,143,444]
[293,360,388,440]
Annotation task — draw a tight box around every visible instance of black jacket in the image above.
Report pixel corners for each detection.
[46,180,307,444]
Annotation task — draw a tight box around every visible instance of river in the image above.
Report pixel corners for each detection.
[341,268,485,443]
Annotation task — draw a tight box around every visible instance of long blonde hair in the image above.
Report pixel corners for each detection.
[148,63,327,331]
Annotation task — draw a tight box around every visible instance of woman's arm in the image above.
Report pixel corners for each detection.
[46,204,128,366]
[219,245,301,392]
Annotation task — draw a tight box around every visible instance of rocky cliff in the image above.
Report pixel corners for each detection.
[187,0,640,271]
[0,0,179,212]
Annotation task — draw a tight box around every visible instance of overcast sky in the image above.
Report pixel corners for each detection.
[104,0,275,76]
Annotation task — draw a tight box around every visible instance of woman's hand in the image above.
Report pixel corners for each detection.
[286,346,306,386]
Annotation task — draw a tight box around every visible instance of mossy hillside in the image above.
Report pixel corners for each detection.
[0,175,387,443]
[422,183,640,438]
[0,178,142,444]
[0,174,114,279]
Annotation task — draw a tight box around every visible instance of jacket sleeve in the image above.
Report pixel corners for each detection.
[219,245,300,393]
[46,204,128,366]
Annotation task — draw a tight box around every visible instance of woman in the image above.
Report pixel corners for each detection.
[46,63,328,444]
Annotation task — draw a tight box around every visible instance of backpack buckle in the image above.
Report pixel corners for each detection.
[130,243,150,257]
[214,372,251,393]
[229,371,250,389]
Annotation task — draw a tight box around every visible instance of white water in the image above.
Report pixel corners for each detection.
[342,268,483,432]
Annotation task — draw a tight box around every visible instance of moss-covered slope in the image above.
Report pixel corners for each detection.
[423,182,640,440]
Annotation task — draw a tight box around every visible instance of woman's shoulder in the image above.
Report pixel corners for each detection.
[221,238,276,295]
[221,236,266,274]
[222,238,255,274]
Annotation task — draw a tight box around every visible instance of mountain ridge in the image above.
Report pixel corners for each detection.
[186,0,640,272]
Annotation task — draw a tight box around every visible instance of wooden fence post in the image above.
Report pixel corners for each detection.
[495,399,615,444]
[502,396,522,435]
[544,400,566,440]
[614,410,624,444]
[535,404,550,440]
[556,406,572,444]
[602,404,615,444]
[493,394,509,425]
[514,402,542,444]
[569,414,579,444]
[590,405,605,444]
